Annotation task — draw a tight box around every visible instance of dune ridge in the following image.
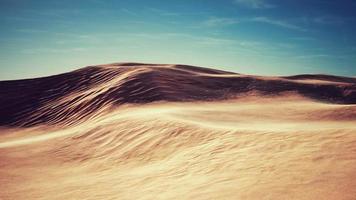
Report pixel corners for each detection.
[1,63,356,200]
[0,63,355,127]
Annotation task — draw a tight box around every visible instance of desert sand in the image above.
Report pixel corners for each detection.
[0,63,356,200]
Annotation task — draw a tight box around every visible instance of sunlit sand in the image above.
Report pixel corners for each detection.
[1,63,355,199]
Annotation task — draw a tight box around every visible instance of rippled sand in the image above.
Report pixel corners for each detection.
[1,96,356,200]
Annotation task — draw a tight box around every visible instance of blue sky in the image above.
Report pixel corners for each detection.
[0,0,356,80]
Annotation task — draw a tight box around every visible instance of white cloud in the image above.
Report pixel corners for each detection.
[234,0,275,9]
[16,29,49,34]
[147,8,180,16]
[312,16,345,25]
[292,37,316,41]
[22,47,88,54]
[251,17,307,31]
[299,15,354,26]
[202,17,239,27]
[295,54,349,60]
[200,16,306,32]
[295,54,330,59]
[120,8,138,16]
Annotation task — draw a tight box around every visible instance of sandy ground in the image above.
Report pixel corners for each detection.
[1,95,356,200]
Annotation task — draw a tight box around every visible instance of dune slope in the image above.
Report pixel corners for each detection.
[0,63,356,200]
[0,63,355,126]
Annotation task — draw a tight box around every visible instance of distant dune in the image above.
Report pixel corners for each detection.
[0,63,355,126]
[1,63,356,200]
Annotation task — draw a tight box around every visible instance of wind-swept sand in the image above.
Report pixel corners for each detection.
[0,63,356,199]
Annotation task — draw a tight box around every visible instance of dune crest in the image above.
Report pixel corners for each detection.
[0,63,355,127]
[1,63,356,200]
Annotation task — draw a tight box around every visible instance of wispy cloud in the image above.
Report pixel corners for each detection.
[295,54,330,59]
[26,8,84,18]
[21,47,88,54]
[120,8,138,16]
[292,37,316,41]
[200,16,306,31]
[299,15,355,26]
[147,8,180,16]
[233,0,275,9]
[295,54,351,60]
[5,14,75,25]
[127,32,236,46]
[126,31,297,57]
[16,29,49,34]
[202,17,239,27]
[312,16,350,25]
[250,17,307,31]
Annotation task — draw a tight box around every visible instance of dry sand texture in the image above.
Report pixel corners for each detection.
[1,63,356,199]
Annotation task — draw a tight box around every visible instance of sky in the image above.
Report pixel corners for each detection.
[0,0,356,80]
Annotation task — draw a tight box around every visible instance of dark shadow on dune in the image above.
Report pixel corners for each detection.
[0,63,355,127]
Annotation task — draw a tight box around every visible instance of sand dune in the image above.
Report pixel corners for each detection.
[1,63,356,199]
[0,63,355,127]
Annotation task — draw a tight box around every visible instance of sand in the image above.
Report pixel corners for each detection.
[0,63,356,199]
